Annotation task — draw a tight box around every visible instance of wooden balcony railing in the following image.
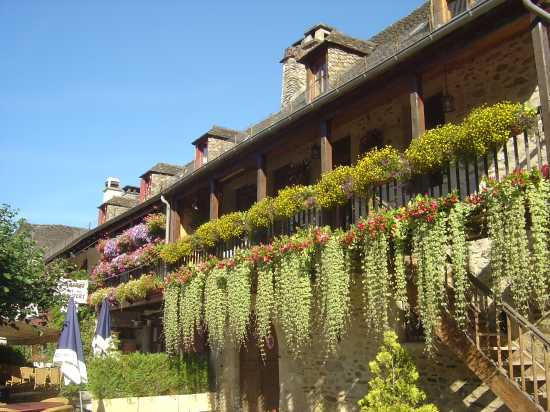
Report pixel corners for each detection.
[103,258,165,288]
[467,273,550,410]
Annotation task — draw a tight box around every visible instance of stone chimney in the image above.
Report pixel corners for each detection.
[280,46,306,107]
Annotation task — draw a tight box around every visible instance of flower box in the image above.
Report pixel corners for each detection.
[92,392,216,412]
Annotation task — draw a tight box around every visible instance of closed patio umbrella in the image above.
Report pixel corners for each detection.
[53,297,87,412]
[91,297,111,356]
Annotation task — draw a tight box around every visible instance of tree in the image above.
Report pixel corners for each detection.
[358,331,438,412]
[0,204,62,323]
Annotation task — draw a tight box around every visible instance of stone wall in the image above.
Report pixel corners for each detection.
[281,57,307,107]
[211,269,508,412]
[209,137,236,162]
[328,47,365,91]
[105,204,130,222]
[148,173,172,199]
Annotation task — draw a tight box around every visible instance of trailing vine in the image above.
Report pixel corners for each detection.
[447,198,468,328]
[179,269,205,351]
[315,235,350,353]
[204,266,228,351]
[391,214,408,314]
[226,259,252,347]
[163,281,181,354]
[409,197,448,349]
[274,235,313,353]
[255,259,275,357]
[360,215,391,332]
[525,170,550,307]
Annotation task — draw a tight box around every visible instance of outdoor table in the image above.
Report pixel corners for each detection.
[0,401,64,411]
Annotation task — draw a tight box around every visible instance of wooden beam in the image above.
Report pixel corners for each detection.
[320,120,332,174]
[210,179,220,221]
[257,154,267,201]
[530,16,550,163]
[436,314,542,412]
[409,72,425,139]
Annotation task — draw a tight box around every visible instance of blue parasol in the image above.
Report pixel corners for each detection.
[53,297,87,412]
[91,297,111,356]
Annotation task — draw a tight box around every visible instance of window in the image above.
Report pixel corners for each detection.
[309,56,327,100]
[332,136,351,167]
[195,143,208,169]
[433,0,466,26]
[274,164,292,195]
[200,144,208,165]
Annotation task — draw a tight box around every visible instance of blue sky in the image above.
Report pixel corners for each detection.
[0,0,425,228]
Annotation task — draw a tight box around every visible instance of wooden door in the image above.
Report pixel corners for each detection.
[240,323,279,412]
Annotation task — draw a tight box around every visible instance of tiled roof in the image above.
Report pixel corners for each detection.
[192,125,245,145]
[21,223,88,252]
[325,32,376,55]
[100,196,139,208]
[140,162,183,177]
[169,159,195,185]
[291,23,376,63]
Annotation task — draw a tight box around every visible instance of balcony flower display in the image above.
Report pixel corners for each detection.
[359,128,383,156]
[89,274,163,306]
[287,159,311,186]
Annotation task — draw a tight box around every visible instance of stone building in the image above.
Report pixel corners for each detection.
[45,0,550,411]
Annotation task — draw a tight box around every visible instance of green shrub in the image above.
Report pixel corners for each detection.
[358,331,438,412]
[87,352,209,399]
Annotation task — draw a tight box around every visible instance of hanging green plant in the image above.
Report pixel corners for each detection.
[163,281,181,354]
[255,258,276,357]
[204,266,228,351]
[178,268,206,351]
[391,211,409,314]
[445,194,468,328]
[358,213,392,332]
[225,258,252,347]
[407,195,448,349]
[217,212,247,241]
[483,170,542,311]
[274,233,313,353]
[314,234,350,353]
[525,168,550,307]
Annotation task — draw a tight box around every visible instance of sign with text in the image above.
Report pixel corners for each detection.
[58,279,89,304]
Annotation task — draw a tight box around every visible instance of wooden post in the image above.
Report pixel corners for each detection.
[409,73,425,139]
[320,120,333,175]
[257,154,267,201]
[530,16,550,164]
[210,180,220,221]
[410,72,428,193]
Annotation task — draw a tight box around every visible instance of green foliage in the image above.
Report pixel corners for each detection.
[483,169,550,310]
[160,236,195,263]
[405,123,462,173]
[204,266,228,351]
[226,261,251,347]
[87,351,209,399]
[255,260,275,357]
[315,166,353,207]
[0,205,63,321]
[273,185,315,218]
[358,331,438,412]
[315,235,350,353]
[274,236,313,353]
[247,196,276,227]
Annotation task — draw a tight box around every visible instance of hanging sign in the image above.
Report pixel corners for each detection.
[58,279,89,304]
